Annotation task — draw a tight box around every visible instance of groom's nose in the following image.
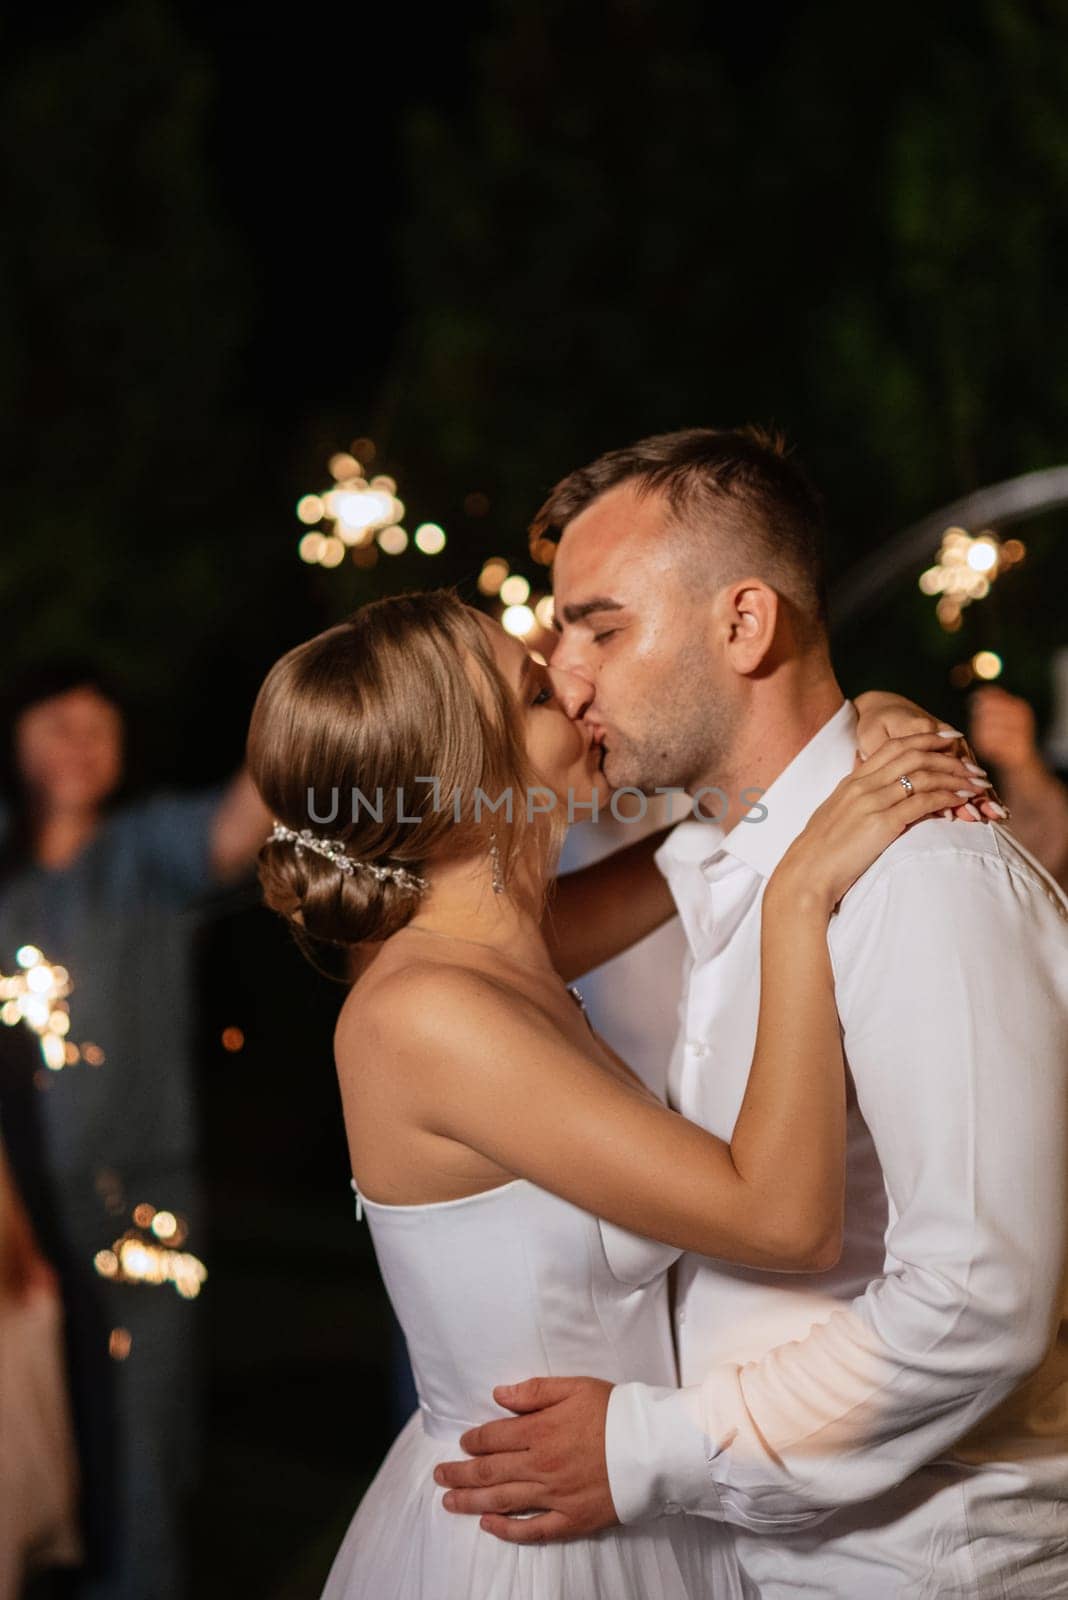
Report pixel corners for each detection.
[548,664,595,721]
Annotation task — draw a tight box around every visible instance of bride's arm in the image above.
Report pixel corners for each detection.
[383,732,981,1269]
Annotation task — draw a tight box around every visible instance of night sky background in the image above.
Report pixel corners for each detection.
[3,2,1068,1592]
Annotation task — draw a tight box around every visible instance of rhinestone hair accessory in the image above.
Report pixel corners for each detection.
[268,822,429,894]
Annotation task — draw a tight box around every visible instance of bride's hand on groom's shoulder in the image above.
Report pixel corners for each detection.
[432,1375,618,1543]
[854,690,1007,824]
[772,731,997,913]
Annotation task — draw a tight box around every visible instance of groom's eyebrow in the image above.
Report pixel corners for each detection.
[555,597,625,631]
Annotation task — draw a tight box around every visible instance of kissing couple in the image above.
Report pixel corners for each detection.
[248,427,1068,1598]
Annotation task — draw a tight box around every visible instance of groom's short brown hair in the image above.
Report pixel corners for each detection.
[529,426,828,640]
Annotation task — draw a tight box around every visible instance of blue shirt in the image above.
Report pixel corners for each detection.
[0,786,225,1184]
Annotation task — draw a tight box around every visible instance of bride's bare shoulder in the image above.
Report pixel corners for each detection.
[335,954,517,1061]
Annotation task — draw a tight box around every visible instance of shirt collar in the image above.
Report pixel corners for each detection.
[655,697,858,887]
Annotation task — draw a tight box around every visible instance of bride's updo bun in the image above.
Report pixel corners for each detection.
[246,590,553,955]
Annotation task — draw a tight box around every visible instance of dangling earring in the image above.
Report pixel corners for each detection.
[489,828,505,895]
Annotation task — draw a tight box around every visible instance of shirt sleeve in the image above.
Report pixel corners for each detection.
[605,843,1068,1527]
[121,784,229,906]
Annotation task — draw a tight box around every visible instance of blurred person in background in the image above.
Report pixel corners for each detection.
[0,660,271,1600]
[969,684,1068,890]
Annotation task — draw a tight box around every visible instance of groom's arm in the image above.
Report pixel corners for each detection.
[437,841,1068,1539]
[540,824,676,982]
[603,845,1068,1527]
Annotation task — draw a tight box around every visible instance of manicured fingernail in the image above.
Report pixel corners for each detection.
[967,777,992,788]
[937,728,964,737]
[964,802,982,820]
[955,789,975,799]
[941,808,953,819]
[986,802,1008,818]
[963,761,986,775]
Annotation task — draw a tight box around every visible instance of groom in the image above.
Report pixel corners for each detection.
[434,427,1068,1596]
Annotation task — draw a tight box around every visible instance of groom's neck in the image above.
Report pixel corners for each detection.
[696,661,846,835]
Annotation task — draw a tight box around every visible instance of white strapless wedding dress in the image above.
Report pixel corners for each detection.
[321,1170,748,1598]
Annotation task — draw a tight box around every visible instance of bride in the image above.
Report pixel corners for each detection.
[245,589,987,1600]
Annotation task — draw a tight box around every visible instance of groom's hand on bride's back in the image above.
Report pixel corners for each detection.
[433,1376,618,1543]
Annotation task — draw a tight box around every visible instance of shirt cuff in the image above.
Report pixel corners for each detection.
[605,1381,723,1524]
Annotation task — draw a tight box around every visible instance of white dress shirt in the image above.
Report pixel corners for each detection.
[605,698,1068,1598]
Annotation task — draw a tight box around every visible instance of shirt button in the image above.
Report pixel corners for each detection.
[676,1306,686,1325]
[686,1039,707,1056]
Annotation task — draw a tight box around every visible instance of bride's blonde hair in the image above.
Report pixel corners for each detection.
[246,590,564,953]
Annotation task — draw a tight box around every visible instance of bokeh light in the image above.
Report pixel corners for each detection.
[502,604,536,637]
[921,527,1023,631]
[108,1327,133,1362]
[376,525,408,555]
[478,558,509,596]
[294,444,415,571]
[414,523,446,555]
[1,947,101,1071]
[94,1201,207,1300]
[534,594,555,630]
[972,650,1003,680]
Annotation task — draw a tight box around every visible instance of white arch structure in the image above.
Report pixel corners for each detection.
[830,465,1068,630]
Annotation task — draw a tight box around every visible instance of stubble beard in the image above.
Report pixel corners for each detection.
[601,689,741,798]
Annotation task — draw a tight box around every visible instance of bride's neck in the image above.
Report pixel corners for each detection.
[398,848,556,975]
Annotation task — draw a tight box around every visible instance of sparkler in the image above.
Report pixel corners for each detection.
[0,944,104,1071]
[93,1201,207,1301]
[295,441,448,572]
[919,528,1026,633]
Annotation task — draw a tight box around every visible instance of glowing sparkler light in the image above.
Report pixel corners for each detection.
[967,541,998,573]
[94,1202,205,1299]
[921,527,1022,631]
[0,947,102,1071]
[294,446,424,571]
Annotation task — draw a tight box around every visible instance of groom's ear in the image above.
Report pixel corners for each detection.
[720,579,778,673]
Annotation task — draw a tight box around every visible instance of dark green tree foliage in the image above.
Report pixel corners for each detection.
[0,1,255,700]
[393,0,1068,709]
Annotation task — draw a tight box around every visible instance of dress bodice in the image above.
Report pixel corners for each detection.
[354,1177,681,1441]
[327,996,752,1598]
